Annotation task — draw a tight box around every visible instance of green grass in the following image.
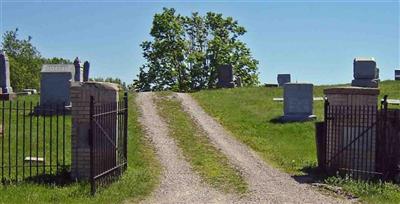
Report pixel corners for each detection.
[191,80,400,202]
[0,93,161,204]
[155,92,248,194]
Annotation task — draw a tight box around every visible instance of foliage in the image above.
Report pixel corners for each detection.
[2,29,42,91]
[132,8,259,92]
[1,29,71,91]
[90,77,127,90]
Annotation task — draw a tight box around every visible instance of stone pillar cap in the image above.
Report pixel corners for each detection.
[284,82,313,85]
[82,81,120,91]
[354,57,375,62]
[324,86,379,95]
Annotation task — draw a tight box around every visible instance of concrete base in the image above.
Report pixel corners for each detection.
[280,114,316,122]
[351,79,379,88]
[0,93,17,101]
[216,81,235,88]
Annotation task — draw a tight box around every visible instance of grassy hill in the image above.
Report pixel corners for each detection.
[191,80,400,203]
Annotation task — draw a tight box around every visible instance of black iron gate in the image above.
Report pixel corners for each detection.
[89,92,128,195]
[317,97,400,180]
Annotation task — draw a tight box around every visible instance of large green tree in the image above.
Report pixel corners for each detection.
[1,29,71,91]
[2,29,42,91]
[133,8,259,92]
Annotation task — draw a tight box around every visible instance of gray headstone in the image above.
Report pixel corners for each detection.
[40,64,75,106]
[351,57,379,88]
[83,61,90,82]
[395,69,400,80]
[216,64,234,88]
[73,57,81,82]
[277,74,291,87]
[0,51,13,94]
[282,83,316,121]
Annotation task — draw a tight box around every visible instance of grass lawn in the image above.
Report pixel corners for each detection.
[191,80,400,203]
[156,92,248,194]
[0,93,161,204]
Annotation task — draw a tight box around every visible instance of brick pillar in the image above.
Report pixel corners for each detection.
[323,86,379,176]
[70,82,119,180]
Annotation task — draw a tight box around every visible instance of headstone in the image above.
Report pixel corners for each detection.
[351,57,379,88]
[395,69,400,80]
[83,61,90,82]
[277,74,291,87]
[216,64,234,88]
[40,64,76,107]
[281,83,316,121]
[0,51,13,94]
[73,57,81,82]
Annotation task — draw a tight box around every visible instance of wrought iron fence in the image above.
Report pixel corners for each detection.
[89,93,128,195]
[0,101,70,183]
[317,98,400,180]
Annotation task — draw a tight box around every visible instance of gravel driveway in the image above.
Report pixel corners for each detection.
[175,93,348,204]
[137,92,237,204]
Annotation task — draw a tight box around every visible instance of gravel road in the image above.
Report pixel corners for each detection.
[137,92,237,204]
[175,93,349,204]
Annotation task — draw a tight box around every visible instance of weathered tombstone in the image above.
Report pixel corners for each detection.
[277,74,291,87]
[40,64,76,107]
[70,82,119,179]
[281,83,316,121]
[216,64,234,88]
[0,51,16,100]
[73,57,81,82]
[83,61,90,82]
[235,76,242,87]
[395,69,400,81]
[351,57,379,88]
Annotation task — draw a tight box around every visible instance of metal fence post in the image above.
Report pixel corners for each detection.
[123,92,128,168]
[89,96,95,195]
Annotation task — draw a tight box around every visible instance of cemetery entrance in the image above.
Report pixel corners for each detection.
[89,93,128,195]
[317,97,400,180]
[0,101,70,183]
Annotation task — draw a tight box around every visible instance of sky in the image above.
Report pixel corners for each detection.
[0,0,399,85]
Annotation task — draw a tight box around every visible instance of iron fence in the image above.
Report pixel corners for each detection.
[89,92,128,195]
[0,101,70,183]
[317,97,400,180]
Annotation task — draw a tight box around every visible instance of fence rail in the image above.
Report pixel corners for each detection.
[0,101,70,183]
[89,92,128,195]
[317,98,400,180]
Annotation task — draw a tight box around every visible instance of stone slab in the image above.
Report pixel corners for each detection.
[282,83,315,122]
[277,74,291,86]
[0,51,13,94]
[324,86,380,95]
[351,79,379,88]
[395,70,400,80]
[353,57,377,79]
[216,64,234,88]
[0,93,17,101]
[273,97,324,101]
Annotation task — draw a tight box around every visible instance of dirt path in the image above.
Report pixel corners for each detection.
[137,92,237,204]
[176,93,348,204]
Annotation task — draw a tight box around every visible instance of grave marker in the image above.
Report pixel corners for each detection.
[277,74,291,87]
[216,64,235,88]
[351,57,379,88]
[281,83,316,121]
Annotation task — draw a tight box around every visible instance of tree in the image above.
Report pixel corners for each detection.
[132,8,259,92]
[2,28,42,91]
[1,29,74,91]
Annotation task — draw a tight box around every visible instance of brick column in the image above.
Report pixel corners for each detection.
[70,82,119,180]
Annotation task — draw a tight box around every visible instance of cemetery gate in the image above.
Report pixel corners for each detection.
[0,101,70,183]
[89,93,128,195]
[316,97,400,180]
